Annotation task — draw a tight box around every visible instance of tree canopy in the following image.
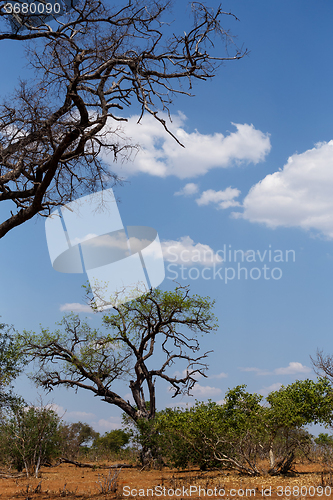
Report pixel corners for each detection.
[22,286,217,424]
[0,320,25,411]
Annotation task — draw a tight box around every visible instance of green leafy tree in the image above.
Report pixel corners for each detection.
[314,433,333,467]
[267,378,333,429]
[58,421,99,459]
[266,378,333,474]
[94,429,131,456]
[315,433,333,447]
[214,385,267,474]
[0,321,25,412]
[21,286,217,464]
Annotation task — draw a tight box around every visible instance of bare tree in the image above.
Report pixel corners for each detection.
[312,350,333,382]
[0,0,246,238]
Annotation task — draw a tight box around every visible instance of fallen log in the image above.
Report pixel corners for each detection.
[0,472,26,478]
[53,458,133,469]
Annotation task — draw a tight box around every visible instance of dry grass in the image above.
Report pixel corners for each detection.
[0,461,332,499]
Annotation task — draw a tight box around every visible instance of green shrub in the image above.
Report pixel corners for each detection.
[94,429,131,456]
[2,404,61,477]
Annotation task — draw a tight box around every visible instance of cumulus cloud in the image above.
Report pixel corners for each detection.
[161,236,222,266]
[236,141,333,238]
[78,233,128,249]
[100,113,271,179]
[240,362,311,376]
[70,233,99,246]
[275,362,311,375]
[191,384,222,397]
[174,183,199,196]
[196,187,241,209]
[92,417,122,432]
[59,303,92,313]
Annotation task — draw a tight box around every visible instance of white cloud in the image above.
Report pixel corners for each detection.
[161,236,222,266]
[46,403,66,416]
[71,233,99,246]
[93,417,122,432]
[59,303,92,313]
[240,362,311,376]
[236,141,333,239]
[101,113,271,179]
[196,187,241,209]
[274,362,311,375]
[81,233,128,249]
[191,384,222,397]
[174,183,199,196]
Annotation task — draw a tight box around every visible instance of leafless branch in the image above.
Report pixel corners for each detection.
[0,0,247,238]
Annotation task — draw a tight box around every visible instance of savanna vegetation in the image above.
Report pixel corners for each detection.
[1,378,333,481]
[1,302,333,479]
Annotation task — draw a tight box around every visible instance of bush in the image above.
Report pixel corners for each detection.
[2,404,61,477]
[93,429,131,458]
[314,433,333,467]
[139,380,332,475]
[58,421,99,460]
[155,388,266,473]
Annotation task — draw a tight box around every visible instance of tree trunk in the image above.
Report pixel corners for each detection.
[269,447,275,469]
[140,446,153,467]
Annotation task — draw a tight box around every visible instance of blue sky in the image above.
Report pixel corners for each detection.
[2,0,333,433]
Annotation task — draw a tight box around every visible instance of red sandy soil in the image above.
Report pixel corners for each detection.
[0,461,333,500]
